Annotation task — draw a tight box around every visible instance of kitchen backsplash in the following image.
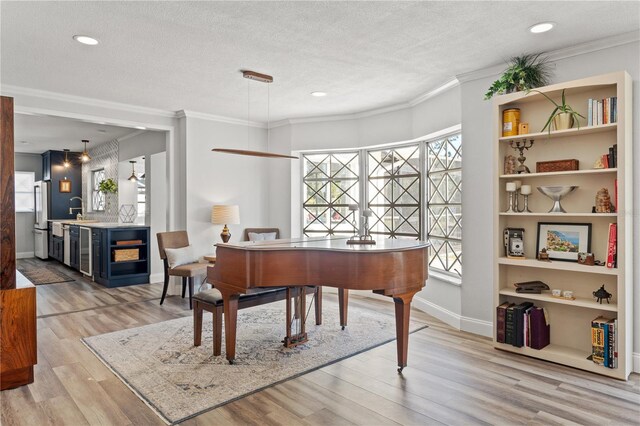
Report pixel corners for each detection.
[82,139,119,222]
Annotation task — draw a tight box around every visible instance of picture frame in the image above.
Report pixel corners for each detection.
[536,222,591,262]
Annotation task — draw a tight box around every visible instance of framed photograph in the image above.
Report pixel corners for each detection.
[536,222,592,262]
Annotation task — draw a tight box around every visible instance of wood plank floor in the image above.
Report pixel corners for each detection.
[2,258,639,425]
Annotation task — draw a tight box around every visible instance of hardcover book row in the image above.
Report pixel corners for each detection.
[496,302,550,350]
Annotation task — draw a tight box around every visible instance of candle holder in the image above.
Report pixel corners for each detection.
[509,139,535,174]
[518,193,532,213]
[505,185,517,213]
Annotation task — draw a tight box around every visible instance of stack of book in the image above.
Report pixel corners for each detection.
[587,97,617,126]
[590,316,617,368]
[496,302,550,350]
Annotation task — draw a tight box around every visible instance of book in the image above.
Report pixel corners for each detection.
[597,100,603,125]
[496,302,512,343]
[612,97,617,123]
[523,305,534,347]
[613,144,617,168]
[606,223,617,268]
[529,307,550,350]
[604,98,609,125]
[591,316,608,365]
[613,319,618,368]
[608,147,614,168]
[601,154,609,169]
[513,302,534,347]
[587,98,593,126]
[505,305,516,345]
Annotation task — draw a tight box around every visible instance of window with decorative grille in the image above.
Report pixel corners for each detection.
[92,169,106,211]
[367,144,421,239]
[15,171,35,213]
[302,152,360,237]
[426,133,462,276]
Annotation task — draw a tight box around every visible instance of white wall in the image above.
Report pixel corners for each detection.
[150,152,167,281]
[14,153,42,257]
[118,130,166,162]
[184,117,270,256]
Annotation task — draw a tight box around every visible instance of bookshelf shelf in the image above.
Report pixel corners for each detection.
[498,123,617,142]
[499,168,617,179]
[498,289,618,311]
[498,212,617,217]
[498,257,618,275]
[493,71,632,380]
[494,343,623,379]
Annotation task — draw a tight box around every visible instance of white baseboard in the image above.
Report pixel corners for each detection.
[149,273,163,284]
[16,251,35,259]
[633,352,640,374]
[412,296,461,329]
[460,315,493,338]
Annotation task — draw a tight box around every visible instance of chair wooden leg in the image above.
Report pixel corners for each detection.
[181,277,187,298]
[314,286,322,325]
[194,300,203,347]
[160,272,169,305]
[213,305,223,356]
[188,277,194,310]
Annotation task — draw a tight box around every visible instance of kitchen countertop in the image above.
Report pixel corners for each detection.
[48,220,149,229]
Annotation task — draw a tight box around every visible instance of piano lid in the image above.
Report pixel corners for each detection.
[217,236,430,253]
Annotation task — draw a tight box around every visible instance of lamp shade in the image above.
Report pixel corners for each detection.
[211,205,240,225]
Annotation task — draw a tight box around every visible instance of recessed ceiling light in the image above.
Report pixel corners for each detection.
[20,141,29,145]
[310,92,327,97]
[529,22,554,34]
[134,126,147,130]
[73,35,99,45]
[97,129,107,133]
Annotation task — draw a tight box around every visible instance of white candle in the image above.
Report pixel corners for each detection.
[506,182,516,192]
[514,180,522,189]
[521,185,532,195]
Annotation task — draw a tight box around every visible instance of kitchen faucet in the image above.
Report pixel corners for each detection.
[69,196,85,220]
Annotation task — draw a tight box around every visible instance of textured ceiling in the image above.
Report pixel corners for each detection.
[14,114,140,154]
[1,1,639,122]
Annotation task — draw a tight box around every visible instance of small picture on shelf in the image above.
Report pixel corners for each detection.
[536,222,591,262]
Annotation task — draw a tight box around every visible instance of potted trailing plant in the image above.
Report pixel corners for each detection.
[529,89,585,133]
[484,53,551,100]
[98,178,118,213]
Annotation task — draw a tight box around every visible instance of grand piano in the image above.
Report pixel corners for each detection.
[207,236,429,372]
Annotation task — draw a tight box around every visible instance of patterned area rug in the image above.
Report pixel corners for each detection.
[17,267,75,285]
[83,299,427,425]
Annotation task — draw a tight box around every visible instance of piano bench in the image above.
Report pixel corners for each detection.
[193,286,322,356]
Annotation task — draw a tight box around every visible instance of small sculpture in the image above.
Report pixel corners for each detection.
[537,248,550,261]
[577,252,595,266]
[593,158,605,169]
[504,155,517,175]
[592,285,612,304]
[595,188,612,213]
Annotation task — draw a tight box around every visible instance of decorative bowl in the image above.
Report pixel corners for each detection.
[537,186,578,213]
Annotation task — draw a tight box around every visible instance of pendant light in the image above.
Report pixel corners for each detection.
[80,140,91,162]
[212,70,298,159]
[62,149,71,168]
[128,160,139,182]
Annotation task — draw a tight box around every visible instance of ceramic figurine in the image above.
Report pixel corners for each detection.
[504,155,517,175]
[593,158,605,169]
[593,285,612,304]
[595,188,612,213]
[537,248,550,261]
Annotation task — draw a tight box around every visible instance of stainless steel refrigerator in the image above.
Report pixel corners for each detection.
[34,180,49,259]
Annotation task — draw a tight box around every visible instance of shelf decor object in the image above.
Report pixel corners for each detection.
[509,139,534,173]
[118,204,137,223]
[493,71,633,380]
[537,185,578,213]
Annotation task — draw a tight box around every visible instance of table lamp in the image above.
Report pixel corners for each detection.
[211,204,240,243]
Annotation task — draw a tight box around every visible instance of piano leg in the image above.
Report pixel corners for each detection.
[393,292,417,373]
[338,288,348,330]
[314,286,322,325]
[221,291,240,364]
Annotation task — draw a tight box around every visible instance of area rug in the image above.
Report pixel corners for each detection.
[17,267,75,285]
[83,299,427,424]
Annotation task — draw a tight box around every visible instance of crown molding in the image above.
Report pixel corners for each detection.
[1,84,176,118]
[457,30,640,83]
[409,77,460,106]
[176,109,265,128]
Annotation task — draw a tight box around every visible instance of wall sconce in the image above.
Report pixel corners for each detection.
[59,178,72,193]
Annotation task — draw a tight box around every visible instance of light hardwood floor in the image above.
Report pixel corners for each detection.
[2,258,639,425]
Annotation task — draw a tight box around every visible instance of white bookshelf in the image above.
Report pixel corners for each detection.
[492,71,633,380]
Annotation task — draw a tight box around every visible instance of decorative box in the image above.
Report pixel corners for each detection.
[536,159,579,173]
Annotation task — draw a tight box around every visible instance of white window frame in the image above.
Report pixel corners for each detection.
[91,168,106,211]
[14,171,35,213]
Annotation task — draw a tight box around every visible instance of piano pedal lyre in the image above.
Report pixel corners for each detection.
[284,287,309,348]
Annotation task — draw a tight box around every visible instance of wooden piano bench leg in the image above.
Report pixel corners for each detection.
[193,300,203,347]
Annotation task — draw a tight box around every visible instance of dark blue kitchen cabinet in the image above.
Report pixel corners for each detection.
[41,150,82,220]
[91,226,150,288]
[69,225,79,270]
